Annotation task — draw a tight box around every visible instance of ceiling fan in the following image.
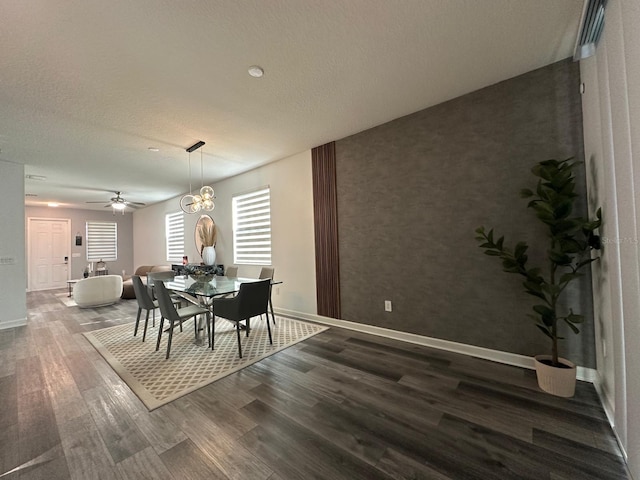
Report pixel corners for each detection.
[86,191,146,214]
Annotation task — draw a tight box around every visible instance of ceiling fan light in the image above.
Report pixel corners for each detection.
[112,203,126,210]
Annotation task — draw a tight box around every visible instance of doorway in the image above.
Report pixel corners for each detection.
[28,217,71,291]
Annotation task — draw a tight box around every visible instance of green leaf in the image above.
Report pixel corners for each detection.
[536,324,554,339]
[533,305,555,326]
[563,319,580,334]
[554,201,573,219]
[487,229,494,243]
[524,290,547,300]
[520,188,534,198]
[548,250,572,265]
[566,313,584,324]
[479,242,493,249]
[514,242,528,259]
[523,280,542,293]
[475,227,485,234]
[484,250,501,256]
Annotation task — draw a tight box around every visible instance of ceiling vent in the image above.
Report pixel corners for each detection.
[573,0,607,60]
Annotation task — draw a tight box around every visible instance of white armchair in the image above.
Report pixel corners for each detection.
[73,275,123,308]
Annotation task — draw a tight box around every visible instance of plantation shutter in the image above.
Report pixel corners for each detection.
[233,187,272,265]
[166,211,184,262]
[86,221,117,261]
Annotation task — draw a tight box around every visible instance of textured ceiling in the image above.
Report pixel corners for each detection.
[0,0,584,211]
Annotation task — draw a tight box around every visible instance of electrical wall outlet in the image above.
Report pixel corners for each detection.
[0,256,15,265]
[384,300,392,312]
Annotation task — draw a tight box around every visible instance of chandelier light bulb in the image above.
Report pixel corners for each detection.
[203,199,215,211]
[200,185,214,200]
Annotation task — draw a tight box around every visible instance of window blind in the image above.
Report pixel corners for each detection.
[166,211,185,262]
[86,221,117,261]
[233,187,272,265]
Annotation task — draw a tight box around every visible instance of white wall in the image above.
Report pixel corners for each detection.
[25,206,134,280]
[580,0,640,476]
[133,150,317,315]
[0,160,27,329]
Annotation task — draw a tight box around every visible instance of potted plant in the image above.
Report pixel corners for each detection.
[475,158,602,397]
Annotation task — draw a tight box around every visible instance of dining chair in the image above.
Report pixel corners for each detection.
[147,271,184,305]
[155,280,211,359]
[131,275,159,342]
[258,267,276,324]
[212,279,272,358]
[225,266,238,277]
[259,267,275,280]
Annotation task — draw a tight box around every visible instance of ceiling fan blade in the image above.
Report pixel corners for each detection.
[126,201,146,206]
[86,201,108,203]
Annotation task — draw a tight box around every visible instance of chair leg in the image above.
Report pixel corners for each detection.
[155,316,165,351]
[206,313,211,348]
[246,317,250,337]
[211,315,216,350]
[142,310,150,342]
[134,307,142,336]
[152,308,155,327]
[265,310,273,345]
[235,321,243,358]
[166,320,174,359]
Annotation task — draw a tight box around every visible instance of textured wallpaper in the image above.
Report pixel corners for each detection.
[335,58,596,367]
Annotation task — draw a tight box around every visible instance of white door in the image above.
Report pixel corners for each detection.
[28,218,71,291]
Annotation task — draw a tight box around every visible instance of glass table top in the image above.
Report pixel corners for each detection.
[162,275,276,298]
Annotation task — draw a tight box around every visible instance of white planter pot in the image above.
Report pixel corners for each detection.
[534,355,576,398]
[202,246,216,266]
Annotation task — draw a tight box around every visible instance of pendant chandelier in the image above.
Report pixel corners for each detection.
[180,141,216,214]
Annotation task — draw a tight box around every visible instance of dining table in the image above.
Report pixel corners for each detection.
[162,275,281,345]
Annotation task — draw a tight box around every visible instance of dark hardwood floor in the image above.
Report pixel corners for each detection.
[0,289,630,479]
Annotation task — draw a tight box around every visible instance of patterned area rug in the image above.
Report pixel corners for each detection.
[84,316,327,410]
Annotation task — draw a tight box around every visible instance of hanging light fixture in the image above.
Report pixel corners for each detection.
[180,141,215,214]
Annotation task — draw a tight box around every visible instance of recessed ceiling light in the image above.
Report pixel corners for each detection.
[248,65,264,78]
[47,202,59,207]
[148,147,160,152]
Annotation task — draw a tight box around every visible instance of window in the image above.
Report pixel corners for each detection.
[86,221,117,261]
[166,211,185,263]
[233,187,272,265]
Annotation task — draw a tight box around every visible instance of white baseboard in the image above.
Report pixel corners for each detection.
[592,372,628,461]
[275,307,597,383]
[0,317,27,330]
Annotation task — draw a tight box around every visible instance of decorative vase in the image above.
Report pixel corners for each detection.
[202,246,216,266]
[534,355,577,398]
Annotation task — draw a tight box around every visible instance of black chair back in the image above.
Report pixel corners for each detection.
[155,281,180,322]
[259,267,275,279]
[132,275,155,310]
[214,279,270,321]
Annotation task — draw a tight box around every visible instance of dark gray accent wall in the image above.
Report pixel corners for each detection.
[335,59,596,367]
